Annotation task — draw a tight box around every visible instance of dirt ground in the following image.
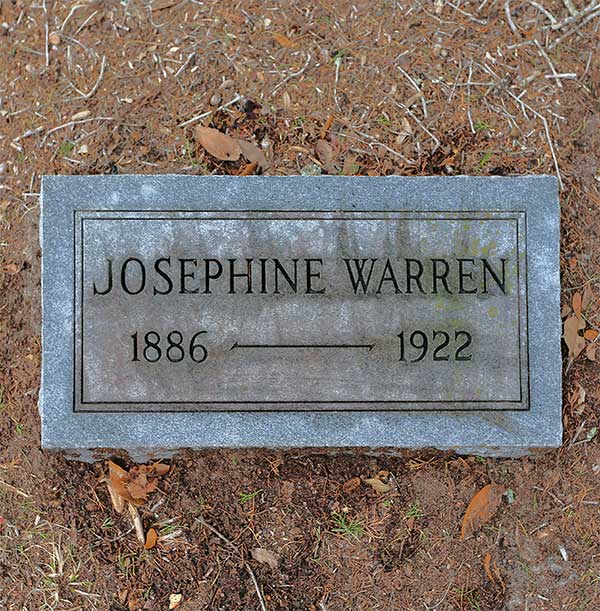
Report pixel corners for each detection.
[1,1,599,610]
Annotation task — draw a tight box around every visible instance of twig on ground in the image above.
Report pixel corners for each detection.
[478,62,563,189]
[352,129,416,164]
[0,479,30,497]
[40,116,114,146]
[545,72,578,80]
[561,0,580,17]
[245,564,268,611]
[549,0,600,29]
[528,0,558,25]
[128,502,145,544]
[333,53,342,112]
[66,55,107,99]
[534,39,563,89]
[504,0,518,32]
[445,0,488,24]
[174,51,195,77]
[568,419,586,448]
[272,53,311,95]
[467,60,475,134]
[74,9,98,35]
[196,516,269,611]
[397,104,440,152]
[178,94,244,128]
[505,88,564,190]
[397,66,428,118]
[549,7,600,48]
[60,3,84,32]
[43,0,49,67]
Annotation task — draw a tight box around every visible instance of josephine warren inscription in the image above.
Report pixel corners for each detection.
[40,176,561,454]
[74,211,524,410]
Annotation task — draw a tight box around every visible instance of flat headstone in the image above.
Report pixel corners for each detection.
[40,175,561,458]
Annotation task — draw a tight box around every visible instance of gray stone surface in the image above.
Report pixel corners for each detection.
[40,175,562,457]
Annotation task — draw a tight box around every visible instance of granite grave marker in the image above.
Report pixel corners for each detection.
[40,175,561,457]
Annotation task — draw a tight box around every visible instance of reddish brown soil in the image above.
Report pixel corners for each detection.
[1,2,599,610]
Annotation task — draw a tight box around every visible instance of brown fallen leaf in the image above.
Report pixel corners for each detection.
[239,162,258,176]
[237,139,268,168]
[461,483,504,539]
[320,114,334,140]
[195,126,240,161]
[251,547,278,569]
[152,0,178,11]
[108,461,143,506]
[572,292,582,318]
[2,263,20,274]
[127,481,147,500]
[272,32,295,48]
[560,303,572,318]
[586,343,597,361]
[107,461,168,508]
[342,476,361,494]
[563,315,586,359]
[363,477,392,494]
[342,154,358,176]
[152,462,170,476]
[396,116,413,146]
[483,552,495,583]
[144,527,158,550]
[582,287,594,310]
[584,329,599,341]
[315,139,336,173]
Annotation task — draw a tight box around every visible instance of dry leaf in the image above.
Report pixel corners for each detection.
[127,481,147,500]
[152,1,178,11]
[342,154,358,176]
[237,139,268,168]
[582,287,594,310]
[2,263,20,274]
[584,329,599,341]
[195,126,240,161]
[239,162,258,176]
[586,343,597,361]
[576,383,586,405]
[315,139,336,173]
[152,462,170,475]
[71,110,91,121]
[272,32,295,48]
[251,547,279,569]
[563,315,586,359]
[560,304,572,318]
[342,476,361,494]
[108,461,143,506]
[320,114,334,139]
[144,527,158,550]
[461,483,504,539]
[364,477,392,494]
[107,461,167,508]
[572,292,582,318]
[106,478,125,513]
[483,552,495,583]
[396,116,413,146]
[169,593,182,610]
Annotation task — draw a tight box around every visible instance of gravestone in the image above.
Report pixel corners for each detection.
[40,175,561,458]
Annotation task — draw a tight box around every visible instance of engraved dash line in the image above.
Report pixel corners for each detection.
[230,341,374,351]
